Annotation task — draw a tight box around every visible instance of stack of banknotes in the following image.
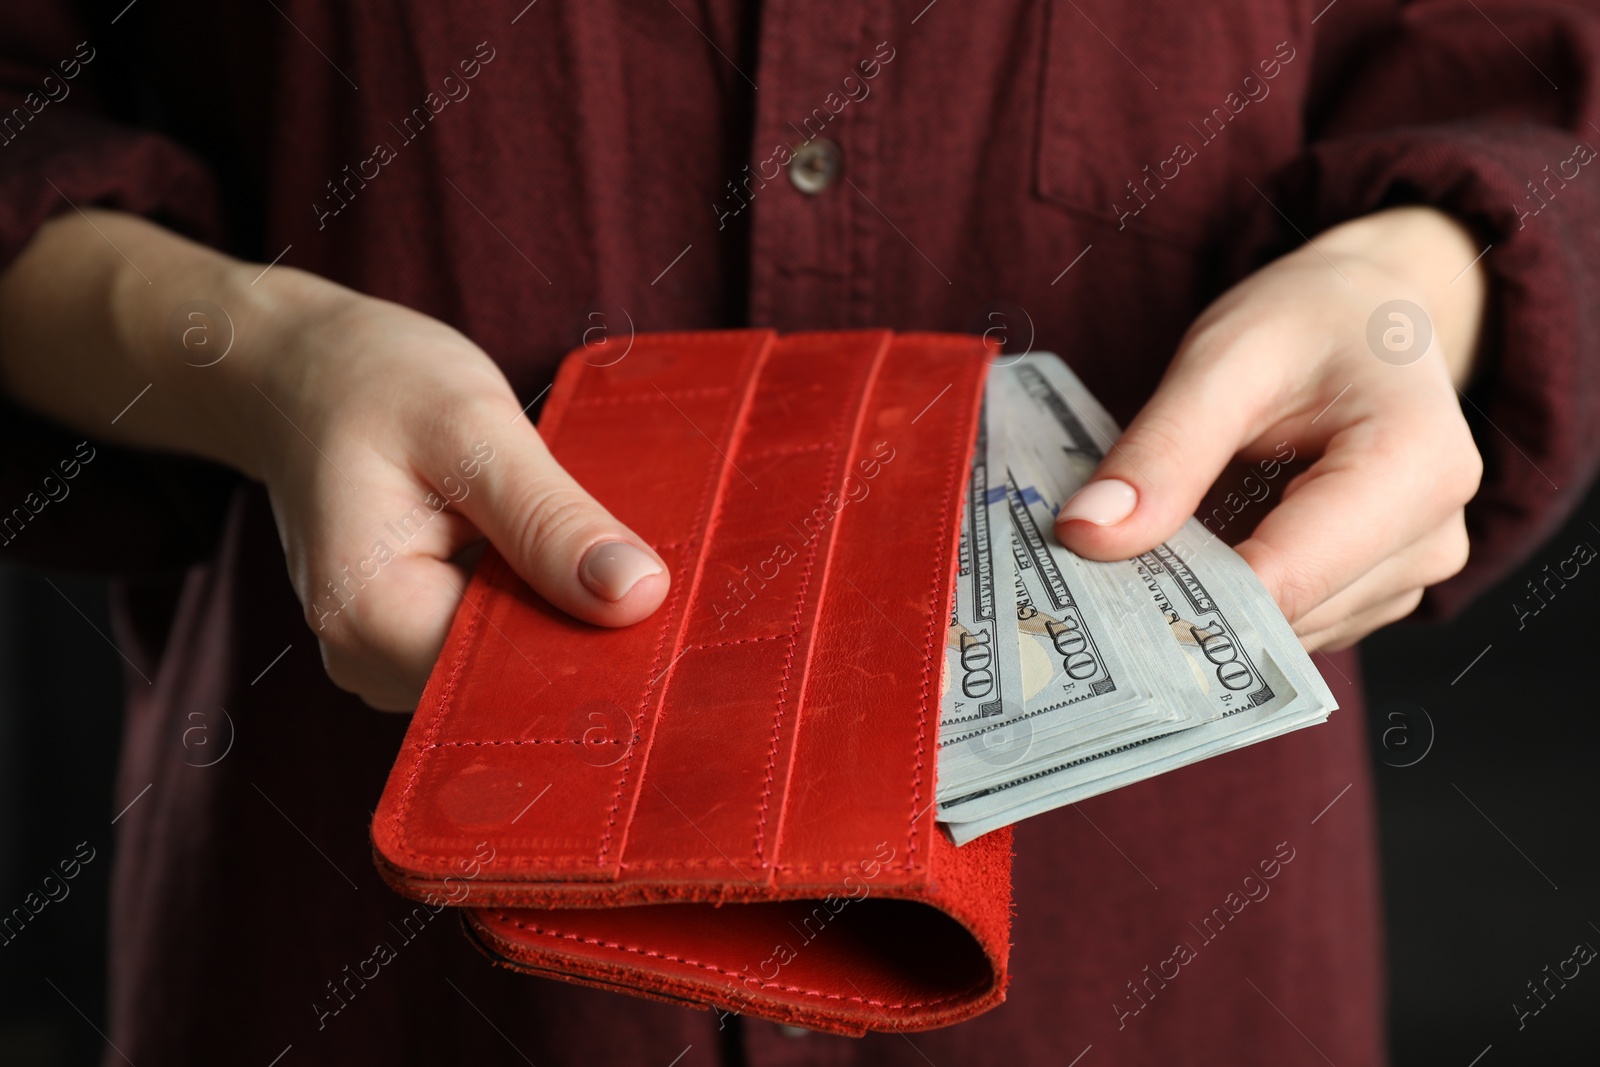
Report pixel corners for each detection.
[937,355,1337,845]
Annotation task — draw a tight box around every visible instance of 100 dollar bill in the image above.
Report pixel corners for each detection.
[938,355,1338,842]
[939,389,1024,744]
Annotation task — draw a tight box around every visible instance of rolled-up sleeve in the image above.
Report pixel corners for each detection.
[1263,0,1600,615]
[0,4,235,572]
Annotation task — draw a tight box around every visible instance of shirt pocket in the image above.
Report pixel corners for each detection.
[1036,1,1308,250]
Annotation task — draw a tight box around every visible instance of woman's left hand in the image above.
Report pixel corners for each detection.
[1054,206,1488,652]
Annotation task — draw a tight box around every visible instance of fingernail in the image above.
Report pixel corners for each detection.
[1056,479,1138,527]
[580,542,663,601]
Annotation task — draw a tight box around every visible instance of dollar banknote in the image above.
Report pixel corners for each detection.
[936,355,1338,844]
[937,402,1188,798]
[938,388,1025,744]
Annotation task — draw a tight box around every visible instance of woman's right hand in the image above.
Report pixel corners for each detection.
[0,211,668,710]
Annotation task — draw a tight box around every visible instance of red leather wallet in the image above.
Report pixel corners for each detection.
[372,329,1013,1036]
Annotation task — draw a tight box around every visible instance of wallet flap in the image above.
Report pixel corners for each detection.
[370,329,1016,1036]
[375,330,993,895]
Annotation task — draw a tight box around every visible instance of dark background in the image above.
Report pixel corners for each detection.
[0,483,1596,1065]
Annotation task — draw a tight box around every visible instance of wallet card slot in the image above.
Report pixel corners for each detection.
[617,331,894,881]
[771,335,991,880]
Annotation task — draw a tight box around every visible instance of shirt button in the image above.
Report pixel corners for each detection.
[788,138,841,194]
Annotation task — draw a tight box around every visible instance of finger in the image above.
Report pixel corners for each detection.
[313,554,472,711]
[1234,415,1478,625]
[445,420,669,627]
[1053,336,1287,561]
[1290,515,1469,637]
[1297,588,1424,654]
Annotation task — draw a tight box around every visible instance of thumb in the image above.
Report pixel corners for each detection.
[448,421,670,627]
[1052,358,1267,562]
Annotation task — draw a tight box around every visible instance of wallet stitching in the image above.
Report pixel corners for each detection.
[682,631,797,652]
[597,520,697,867]
[739,440,835,463]
[751,353,871,867]
[388,558,488,849]
[492,916,987,1009]
[905,364,977,871]
[567,386,732,408]
[750,521,822,866]
[426,739,626,748]
[598,342,767,866]
[614,858,921,872]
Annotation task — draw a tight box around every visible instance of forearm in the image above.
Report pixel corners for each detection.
[0,210,339,480]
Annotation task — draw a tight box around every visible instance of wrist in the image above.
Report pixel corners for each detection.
[78,211,357,481]
[0,210,370,484]
[205,263,359,481]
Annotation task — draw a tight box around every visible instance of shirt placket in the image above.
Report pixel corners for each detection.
[744,0,890,332]
[737,4,902,1063]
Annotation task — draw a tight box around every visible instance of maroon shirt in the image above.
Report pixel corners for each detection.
[3,1,1599,1064]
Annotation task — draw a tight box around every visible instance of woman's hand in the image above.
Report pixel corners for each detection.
[245,280,669,709]
[1054,206,1488,652]
[0,211,668,710]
